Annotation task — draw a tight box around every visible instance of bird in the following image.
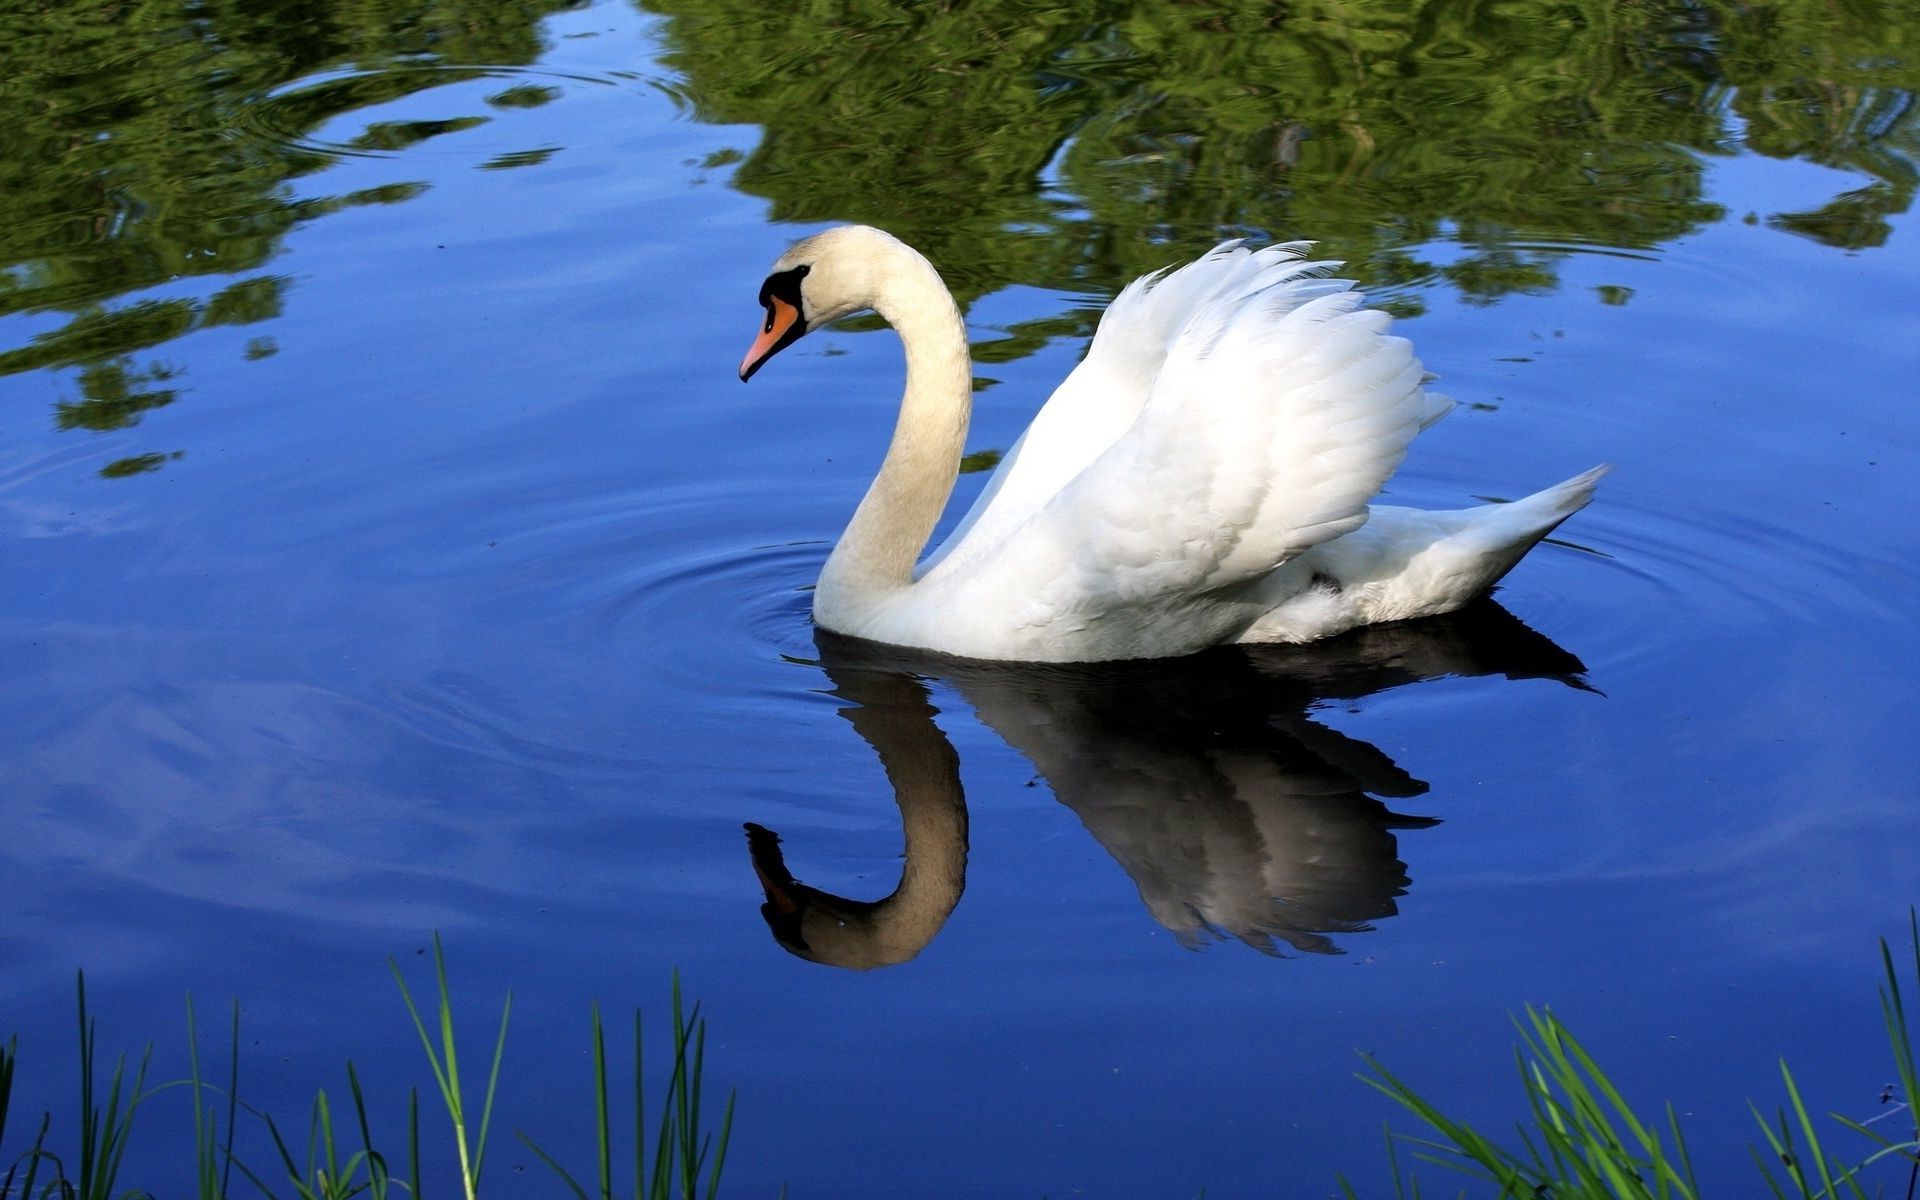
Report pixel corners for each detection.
[739,224,1607,663]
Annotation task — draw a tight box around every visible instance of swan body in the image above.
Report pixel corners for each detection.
[741,225,1606,663]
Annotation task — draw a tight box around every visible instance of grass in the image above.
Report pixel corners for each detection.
[391,934,509,1200]
[0,942,734,1200]
[515,980,736,1200]
[1350,910,1920,1199]
[1,918,1914,1199]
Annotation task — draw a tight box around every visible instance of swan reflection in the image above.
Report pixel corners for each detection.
[748,599,1589,969]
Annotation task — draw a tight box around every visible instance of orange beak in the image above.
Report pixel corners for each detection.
[739,295,804,381]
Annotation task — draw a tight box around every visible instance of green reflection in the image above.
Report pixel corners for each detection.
[5,0,1915,480]
[100,450,185,478]
[487,83,563,108]
[0,0,579,477]
[649,0,1917,321]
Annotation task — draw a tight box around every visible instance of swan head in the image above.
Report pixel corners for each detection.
[738,225,914,381]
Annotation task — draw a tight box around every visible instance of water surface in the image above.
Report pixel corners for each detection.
[3,1,1919,1196]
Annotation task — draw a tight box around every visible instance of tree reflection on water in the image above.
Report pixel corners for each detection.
[649,0,1919,310]
[2,0,1915,473]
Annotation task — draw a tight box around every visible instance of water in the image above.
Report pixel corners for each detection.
[3,1,1918,1196]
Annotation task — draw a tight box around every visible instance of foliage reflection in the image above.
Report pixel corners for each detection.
[649,0,1918,314]
[0,0,578,475]
[3,0,1915,476]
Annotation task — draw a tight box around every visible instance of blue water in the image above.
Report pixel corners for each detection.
[4,3,1919,1196]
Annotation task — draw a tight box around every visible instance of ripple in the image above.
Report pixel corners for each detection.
[587,536,825,698]
[1513,484,1910,677]
[233,62,668,165]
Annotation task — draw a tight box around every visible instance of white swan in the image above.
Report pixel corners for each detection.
[740,225,1607,663]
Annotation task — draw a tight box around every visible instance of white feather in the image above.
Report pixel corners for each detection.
[745,226,1606,662]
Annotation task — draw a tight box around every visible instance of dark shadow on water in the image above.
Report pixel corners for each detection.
[746,599,1590,970]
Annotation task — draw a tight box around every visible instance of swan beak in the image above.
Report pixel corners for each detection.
[739,296,806,381]
[744,822,803,913]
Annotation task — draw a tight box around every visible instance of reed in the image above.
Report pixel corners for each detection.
[390,932,511,1200]
[1352,910,1920,1199]
[0,948,731,1200]
[184,994,240,1200]
[3,918,1914,1199]
[0,975,156,1200]
[516,972,737,1200]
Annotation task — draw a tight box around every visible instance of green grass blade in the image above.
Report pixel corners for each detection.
[407,1088,421,1200]
[471,984,512,1196]
[12,1112,56,1200]
[86,1033,153,1200]
[188,994,218,1200]
[1529,1011,1659,1191]
[318,1086,343,1195]
[345,1062,391,1200]
[634,1006,646,1200]
[1357,1057,1527,1190]
[1381,1119,1407,1200]
[231,1141,294,1200]
[590,1005,609,1200]
[514,1131,594,1200]
[1847,1139,1920,1173]
[704,1088,736,1200]
[673,980,693,1195]
[1748,1140,1800,1200]
[78,971,99,1198]
[308,1090,328,1191]
[1666,1101,1700,1197]
[1750,1101,1817,1199]
[0,1033,14,1146]
[229,1002,244,1200]
[427,935,475,1200]
[389,957,455,1103]
[2,958,754,1200]
[1778,1060,1854,1198]
[1881,913,1920,1138]
[257,1106,319,1200]
[393,934,514,1200]
[686,1011,708,1194]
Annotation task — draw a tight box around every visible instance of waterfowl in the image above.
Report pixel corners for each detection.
[741,225,1606,663]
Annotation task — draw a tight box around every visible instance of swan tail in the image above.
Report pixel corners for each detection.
[1426,464,1611,593]
[1485,463,1611,537]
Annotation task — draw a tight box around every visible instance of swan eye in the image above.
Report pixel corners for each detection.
[757,263,810,312]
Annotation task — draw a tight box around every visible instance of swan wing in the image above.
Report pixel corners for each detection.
[925,280,1433,656]
[924,242,1351,573]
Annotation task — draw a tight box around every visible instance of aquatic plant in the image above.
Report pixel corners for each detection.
[390,933,510,1200]
[516,979,736,1200]
[1351,911,1920,1199]
[0,945,733,1200]
[3,918,1914,1197]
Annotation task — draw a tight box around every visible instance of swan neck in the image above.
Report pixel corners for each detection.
[854,698,970,963]
[817,257,972,613]
[769,674,970,970]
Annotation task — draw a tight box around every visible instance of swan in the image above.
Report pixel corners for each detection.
[740,225,1607,663]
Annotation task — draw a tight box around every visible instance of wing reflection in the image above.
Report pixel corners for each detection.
[747,599,1589,969]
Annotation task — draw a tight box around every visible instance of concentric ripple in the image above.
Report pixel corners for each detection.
[586,535,827,699]
[232,61,679,166]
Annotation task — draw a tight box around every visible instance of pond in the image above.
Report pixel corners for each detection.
[3,1,1918,1196]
